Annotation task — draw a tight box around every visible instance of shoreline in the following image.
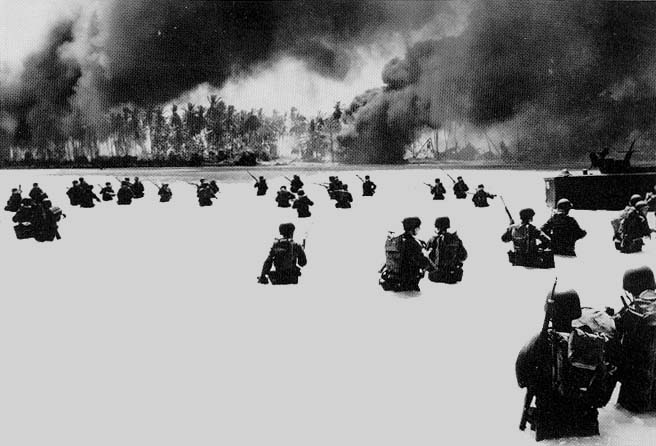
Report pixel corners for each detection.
[0,160,594,173]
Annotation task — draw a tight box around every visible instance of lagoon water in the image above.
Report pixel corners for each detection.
[0,166,654,445]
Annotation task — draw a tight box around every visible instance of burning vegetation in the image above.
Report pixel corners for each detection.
[4,1,656,165]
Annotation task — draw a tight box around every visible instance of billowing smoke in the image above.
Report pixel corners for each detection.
[341,1,656,163]
[1,0,449,155]
[2,20,82,155]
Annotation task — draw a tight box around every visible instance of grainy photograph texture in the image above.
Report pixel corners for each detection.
[1,1,656,445]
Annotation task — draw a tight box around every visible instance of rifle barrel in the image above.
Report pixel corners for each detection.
[499,195,515,224]
[542,278,557,333]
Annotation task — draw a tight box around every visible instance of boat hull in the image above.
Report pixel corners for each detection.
[544,173,656,210]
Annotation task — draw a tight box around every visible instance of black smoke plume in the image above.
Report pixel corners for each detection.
[341,1,656,163]
[3,21,81,155]
[2,1,444,154]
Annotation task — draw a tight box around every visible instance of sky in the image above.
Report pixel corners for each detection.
[0,0,406,115]
[0,0,84,70]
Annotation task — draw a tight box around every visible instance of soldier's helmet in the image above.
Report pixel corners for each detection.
[365,175,370,179]
[279,223,295,238]
[457,176,463,180]
[478,184,485,189]
[343,184,348,190]
[72,180,78,184]
[434,216,450,230]
[519,208,535,222]
[623,266,656,297]
[259,176,264,180]
[21,198,32,206]
[297,190,305,196]
[556,198,573,210]
[636,200,649,211]
[33,183,38,187]
[106,182,111,186]
[630,194,642,206]
[548,289,582,331]
[402,216,422,232]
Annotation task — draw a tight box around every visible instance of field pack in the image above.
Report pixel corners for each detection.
[553,327,615,408]
[271,239,298,272]
[379,234,405,290]
[383,233,403,275]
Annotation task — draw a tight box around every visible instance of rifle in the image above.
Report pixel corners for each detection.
[314,183,330,189]
[424,183,434,188]
[284,176,293,183]
[520,277,557,431]
[437,165,456,183]
[499,195,515,225]
[18,185,22,193]
[356,174,364,182]
[246,170,258,181]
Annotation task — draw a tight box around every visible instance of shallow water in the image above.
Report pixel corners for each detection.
[0,166,654,445]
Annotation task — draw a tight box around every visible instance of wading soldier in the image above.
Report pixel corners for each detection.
[290,175,304,194]
[275,186,295,208]
[254,176,268,196]
[4,187,22,212]
[362,175,377,196]
[258,223,307,285]
[292,190,314,218]
[540,198,587,256]
[472,184,496,207]
[100,183,115,201]
[453,176,469,199]
[117,181,134,205]
[158,184,173,202]
[430,178,446,200]
[502,208,553,268]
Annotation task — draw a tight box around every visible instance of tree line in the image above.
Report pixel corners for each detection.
[0,95,346,167]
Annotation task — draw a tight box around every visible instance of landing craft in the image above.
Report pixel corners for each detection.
[545,143,656,210]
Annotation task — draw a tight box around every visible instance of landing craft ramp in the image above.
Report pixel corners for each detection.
[545,172,656,210]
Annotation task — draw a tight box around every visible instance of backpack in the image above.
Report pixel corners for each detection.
[427,232,467,284]
[429,232,467,266]
[379,233,406,290]
[552,326,615,408]
[617,297,656,412]
[50,207,63,222]
[511,225,535,255]
[383,233,403,275]
[271,239,298,273]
